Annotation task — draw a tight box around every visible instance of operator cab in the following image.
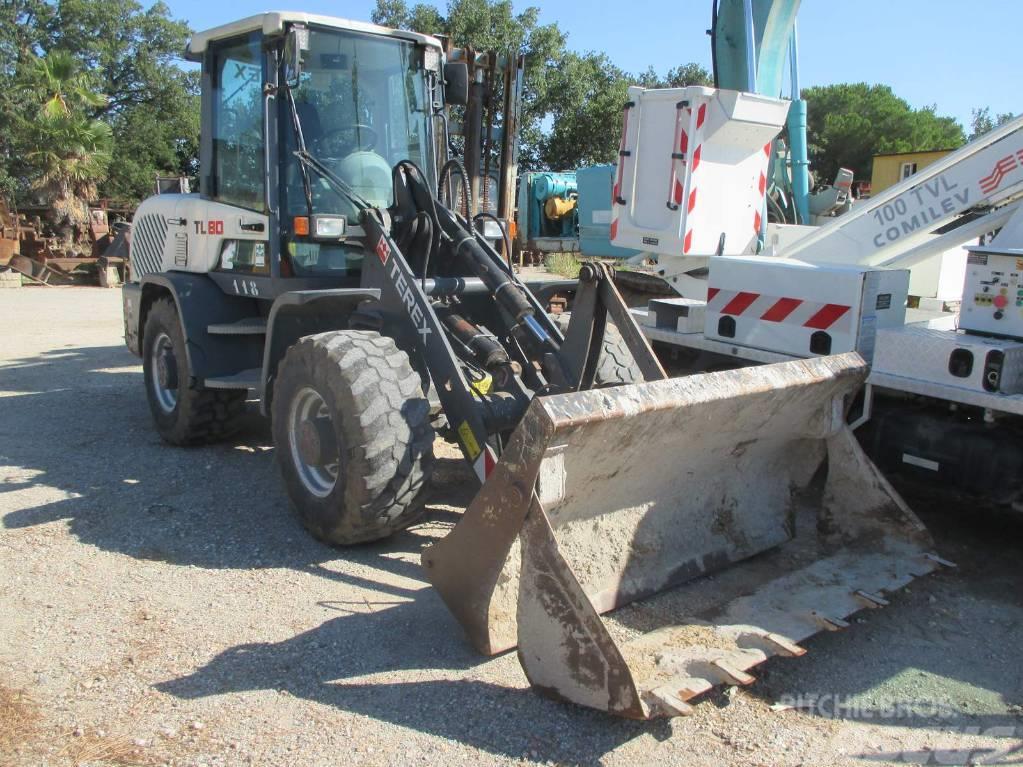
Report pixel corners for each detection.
[186,12,461,288]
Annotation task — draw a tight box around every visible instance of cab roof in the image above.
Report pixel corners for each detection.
[186,11,443,59]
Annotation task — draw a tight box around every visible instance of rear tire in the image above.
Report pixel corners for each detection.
[142,297,246,445]
[271,330,435,545]
[550,312,643,385]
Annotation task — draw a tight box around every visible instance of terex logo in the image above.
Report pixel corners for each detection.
[383,241,431,340]
[194,220,224,235]
[375,235,391,264]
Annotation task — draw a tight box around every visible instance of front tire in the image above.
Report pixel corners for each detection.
[271,330,435,545]
[142,297,245,445]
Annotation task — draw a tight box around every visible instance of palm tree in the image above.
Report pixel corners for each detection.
[19,51,112,246]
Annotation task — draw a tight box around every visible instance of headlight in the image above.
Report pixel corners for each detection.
[311,214,347,240]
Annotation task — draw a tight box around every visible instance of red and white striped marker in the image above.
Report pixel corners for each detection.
[473,446,497,483]
[753,142,771,234]
[681,104,707,254]
[707,287,852,332]
[609,102,634,242]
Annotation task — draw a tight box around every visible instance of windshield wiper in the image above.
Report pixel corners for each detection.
[292,148,376,213]
[282,81,375,216]
[283,83,315,216]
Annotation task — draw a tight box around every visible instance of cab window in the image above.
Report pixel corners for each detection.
[211,34,265,211]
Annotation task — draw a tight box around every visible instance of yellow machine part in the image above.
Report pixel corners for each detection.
[544,196,576,220]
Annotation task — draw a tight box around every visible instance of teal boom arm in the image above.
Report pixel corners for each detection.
[713,0,807,223]
[713,0,801,96]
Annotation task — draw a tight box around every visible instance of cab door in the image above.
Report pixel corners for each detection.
[201,31,273,294]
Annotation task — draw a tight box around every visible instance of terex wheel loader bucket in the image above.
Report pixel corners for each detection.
[423,352,948,718]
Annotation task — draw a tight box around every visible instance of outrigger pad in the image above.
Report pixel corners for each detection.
[423,352,944,717]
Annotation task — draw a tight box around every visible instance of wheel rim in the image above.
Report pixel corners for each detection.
[287,387,340,498]
[149,332,178,414]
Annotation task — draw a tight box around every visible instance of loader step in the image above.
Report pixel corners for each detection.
[203,369,260,390]
[207,318,267,335]
[640,297,707,333]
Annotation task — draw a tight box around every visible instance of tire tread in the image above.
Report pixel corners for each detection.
[272,330,434,545]
[550,312,643,385]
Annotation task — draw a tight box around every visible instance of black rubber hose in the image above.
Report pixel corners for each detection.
[392,160,443,273]
[438,158,473,232]
[395,211,433,284]
[392,159,531,322]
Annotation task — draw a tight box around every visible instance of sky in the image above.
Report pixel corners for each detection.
[164,0,1020,131]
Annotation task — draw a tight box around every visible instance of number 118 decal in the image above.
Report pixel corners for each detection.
[232,279,259,296]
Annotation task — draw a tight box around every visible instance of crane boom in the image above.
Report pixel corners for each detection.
[781,115,1023,267]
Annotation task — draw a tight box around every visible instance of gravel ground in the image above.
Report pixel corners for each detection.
[1,286,1022,767]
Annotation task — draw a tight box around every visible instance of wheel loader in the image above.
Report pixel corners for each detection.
[121,12,949,719]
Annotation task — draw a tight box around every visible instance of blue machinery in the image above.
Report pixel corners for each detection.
[517,172,578,248]
[577,166,641,258]
[516,168,641,259]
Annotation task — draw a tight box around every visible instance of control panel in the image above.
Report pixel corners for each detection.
[960,252,1023,340]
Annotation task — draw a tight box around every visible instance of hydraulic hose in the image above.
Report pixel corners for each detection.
[392,159,533,324]
[447,220,533,322]
[439,158,474,232]
[392,160,442,279]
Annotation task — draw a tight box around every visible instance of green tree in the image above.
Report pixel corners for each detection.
[16,51,113,242]
[372,0,446,33]
[969,107,1015,141]
[802,83,965,184]
[540,52,631,170]
[0,0,53,204]
[636,63,712,89]
[0,0,196,208]
[373,0,710,171]
[39,0,197,202]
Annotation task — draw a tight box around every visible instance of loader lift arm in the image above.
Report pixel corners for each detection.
[358,160,664,476]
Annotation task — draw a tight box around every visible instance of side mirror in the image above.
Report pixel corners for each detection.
[283,25,309,87]
[443,62,468,106]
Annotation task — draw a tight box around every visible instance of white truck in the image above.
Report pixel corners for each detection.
[613,83,1023,506]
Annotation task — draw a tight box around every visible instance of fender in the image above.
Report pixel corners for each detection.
[136,271,262,381]
[260,288,380,415]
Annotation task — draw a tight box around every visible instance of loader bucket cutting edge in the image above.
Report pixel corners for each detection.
[422,352,944,718]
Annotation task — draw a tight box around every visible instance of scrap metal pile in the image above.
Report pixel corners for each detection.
[0,198,131,287]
